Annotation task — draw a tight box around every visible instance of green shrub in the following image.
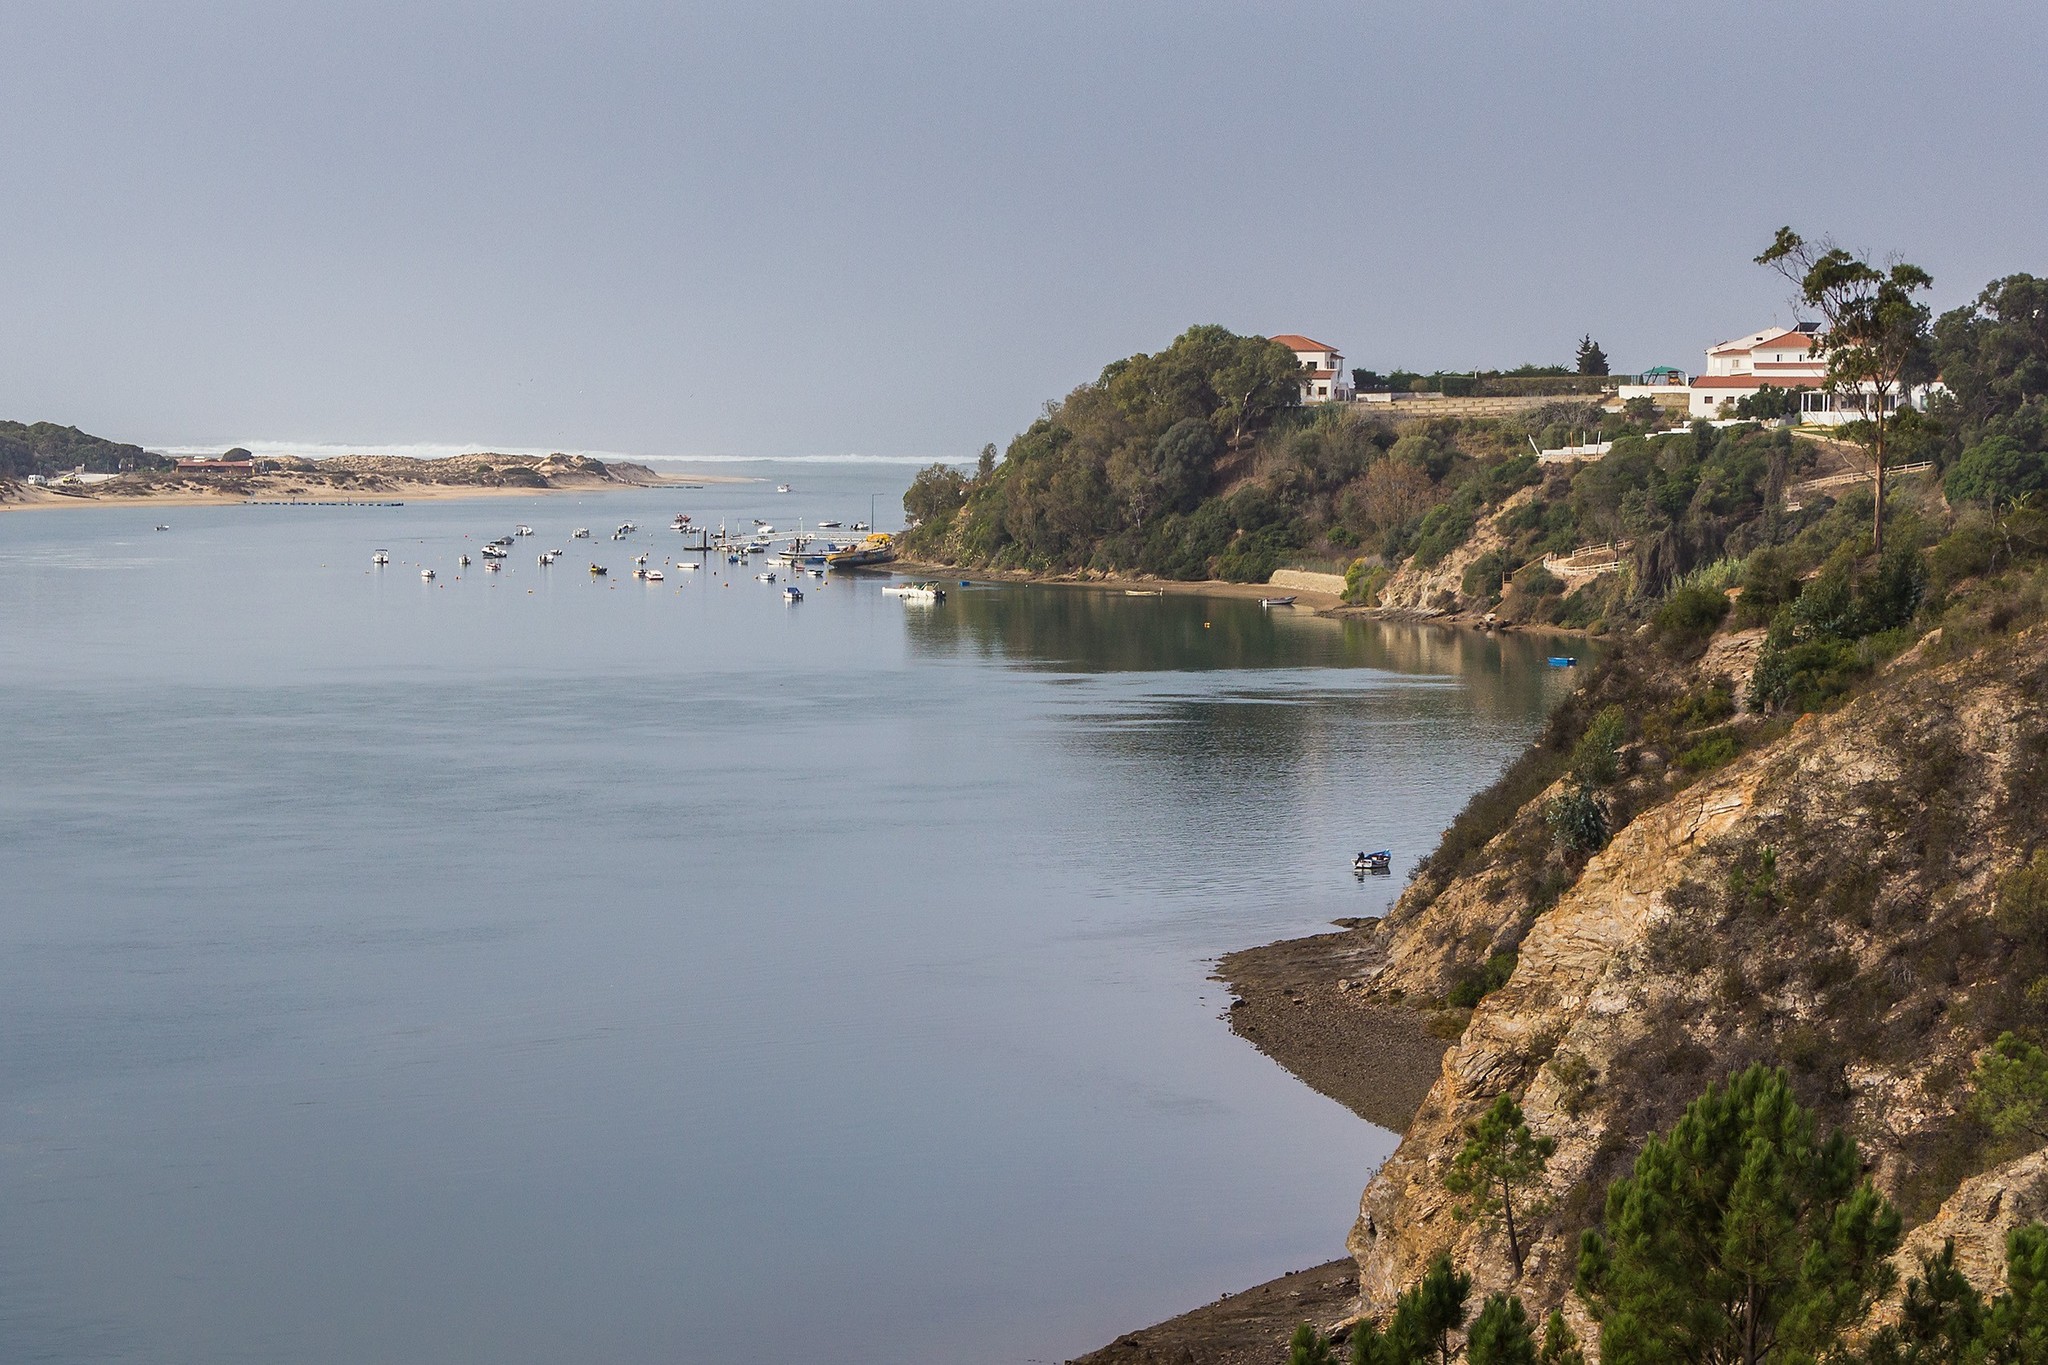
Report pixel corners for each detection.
[1997,851,2048,943]
[1448,950,1519,1009]
[1571,705,1628,786]
[1677,731,1741,773]
[1654,583,1732,653]
[1546,785,1609,854]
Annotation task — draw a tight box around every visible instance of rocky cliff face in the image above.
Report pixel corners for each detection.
[1347,621,2048,1340]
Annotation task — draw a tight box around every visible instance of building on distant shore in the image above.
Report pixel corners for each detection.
[1271,334,1351,405]
[1686,323,1935,425]
[1686,322,1827,418]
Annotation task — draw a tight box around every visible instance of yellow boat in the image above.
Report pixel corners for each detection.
[824,532,897,569]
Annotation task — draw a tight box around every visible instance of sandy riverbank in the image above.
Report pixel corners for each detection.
[0,471,755,511]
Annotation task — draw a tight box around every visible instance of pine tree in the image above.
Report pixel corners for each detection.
[1444,1093,1556,1276]
[1575,335,1609,376]
[1468,1292,1538,1365]
[1386,1254,1471,1365]
[1349,1315,1393,1365]
[1575,1064,1901,1365]
[1537,1309,1584,1365]
[1984,1224,2048,1361]
[1288,1321,1337,1365]
[1861,1237,1987,1364]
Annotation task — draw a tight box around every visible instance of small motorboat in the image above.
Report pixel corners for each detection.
[783,585,802,601]
[1353,850,1391,876]
[850,521,870,531]
[756,571,776,583]
[485,560,501,572]
[373,550,390,565]
[515,525,534,536]
[883,582,945,602]
[1259,596,1296,608]
[572,528,591,539]
[1547,656,1578,668]
[421,568,435,580]
[480,545,507,560]
[817,520,841,528]
[538,552,557,565]
[776,484,792,494]
[589,563,608,576]
[809,568,826,579]
[459,554,472,566]
[633,553,648,566]
[645,569,664,581]
[1124,589,1162,597]
[154,523,170,531]
[678,561,700,571]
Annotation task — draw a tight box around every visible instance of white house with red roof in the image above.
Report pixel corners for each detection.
[1687,322,1828,418]
[1271,334,1350,405]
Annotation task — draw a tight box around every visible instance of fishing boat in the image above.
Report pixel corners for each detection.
[825,532,897,570]
[1259,595,1296,608]
[485,560,501,572]
[421,568,435,580]
[756,571,777,583]
[633,553,648,566]
[373,550,390,565]
[573,528,591,539]
[589,563,608,576]
[481,544,507,559]
[514,525,533,536]
[783,585,802,601]
[459,554,472,566]
[1353,850,1392,876]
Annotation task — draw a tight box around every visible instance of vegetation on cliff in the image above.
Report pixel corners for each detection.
[0,420,167,478]
[899,325,1683,587]
[1320,247,2048,1363]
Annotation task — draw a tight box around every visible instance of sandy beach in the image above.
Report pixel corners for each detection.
[0,470,757,511]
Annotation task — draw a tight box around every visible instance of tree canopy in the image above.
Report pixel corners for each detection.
[1576,1064,1901,1365]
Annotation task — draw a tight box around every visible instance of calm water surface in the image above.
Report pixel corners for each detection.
[0,464,1585,1363]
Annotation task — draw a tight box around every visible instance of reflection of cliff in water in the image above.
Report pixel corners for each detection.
[898,585,1600,730]
[896,584,1598,919]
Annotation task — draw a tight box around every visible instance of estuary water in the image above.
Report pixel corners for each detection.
[0,463,1582,1364]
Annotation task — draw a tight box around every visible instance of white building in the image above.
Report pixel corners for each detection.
[1687,322,1932,425]
[1687,323,1827,418]
[1272,334,1351,405]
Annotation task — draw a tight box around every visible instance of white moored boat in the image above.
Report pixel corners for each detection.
[373,550,390,565]
[421,568,435,580]
[883,581,945,602]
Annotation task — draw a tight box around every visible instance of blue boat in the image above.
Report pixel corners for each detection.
[1547,656,1578,668]
[1353,850,1391,875]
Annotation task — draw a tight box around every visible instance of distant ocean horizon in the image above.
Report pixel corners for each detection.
[143,439,965,467]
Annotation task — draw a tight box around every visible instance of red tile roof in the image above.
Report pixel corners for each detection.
[1270,334,1339,353]
[1691,374,1825,389]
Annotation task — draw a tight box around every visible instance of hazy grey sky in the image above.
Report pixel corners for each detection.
[3,1,2043,460]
